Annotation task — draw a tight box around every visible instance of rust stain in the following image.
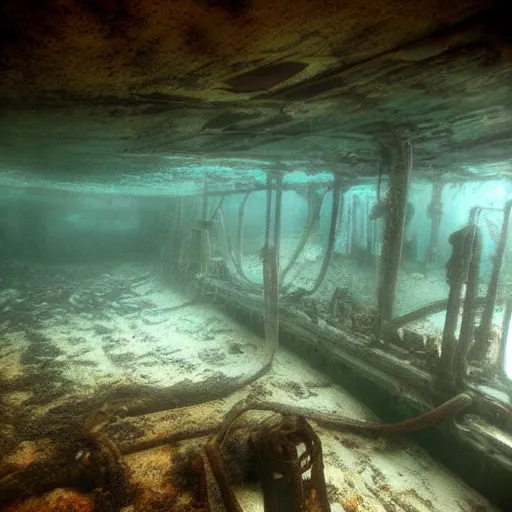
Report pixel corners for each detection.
[0,0,492,98]
[1,489,95,512]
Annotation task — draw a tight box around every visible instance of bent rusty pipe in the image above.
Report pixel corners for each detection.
[280,187,328,287]
[285,176,342,298]
[215,392,474,448]
[212,198,260,287]
[438,225,475,390]
[384,296,488,337]
[469,205,504,225]
[273,172,283,269]
[203,440,243,512]
[262,171,281,359]
[376,132,413,340]
[306,179,342,296]
[202,177,209,219]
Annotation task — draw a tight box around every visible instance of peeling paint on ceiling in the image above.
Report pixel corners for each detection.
[0,0,511,192]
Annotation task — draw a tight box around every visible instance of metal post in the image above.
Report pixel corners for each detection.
[235,191,253,282]
[454,225,481,389]
[474,199,512,360]
[262,172,281,356]
[438,225,475,390]
[376,131,413,340]
[346,193,353,256]
[498,296,512,379]
[273,172,283,276]
[425,175,443,266]
[365,196,373,265]
[202,177,209,220]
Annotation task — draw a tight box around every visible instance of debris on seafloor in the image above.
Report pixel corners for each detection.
[0,264,501,512]
[0,383,496,512]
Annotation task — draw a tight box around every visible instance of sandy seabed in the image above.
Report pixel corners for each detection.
[0,261,500,511]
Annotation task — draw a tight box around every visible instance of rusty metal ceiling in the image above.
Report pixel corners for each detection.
[0,0,511,189]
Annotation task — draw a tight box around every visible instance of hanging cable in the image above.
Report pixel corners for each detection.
[286,175,342,299]
[280,187,328,287]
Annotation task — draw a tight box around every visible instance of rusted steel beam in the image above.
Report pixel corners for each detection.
[438,225,477,390]
[454,226,482,389]
[376,131,413,340]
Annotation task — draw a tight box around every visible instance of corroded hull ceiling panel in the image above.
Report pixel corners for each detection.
[0,0,511,186]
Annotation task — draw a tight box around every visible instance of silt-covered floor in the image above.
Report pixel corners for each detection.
[0,263,499,511]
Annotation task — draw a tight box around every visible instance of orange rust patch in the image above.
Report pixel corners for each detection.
[1,488,94,512]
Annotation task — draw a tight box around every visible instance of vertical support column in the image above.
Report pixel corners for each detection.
[202,176,209,220]
[498,297,512,378]
[454,226,481,389]
[346,194,352,257]
[437,225,476,391]
[273,172,283,276]
[306,176,342,296]
[235,191,254,283]
[189,178,213,279]
[262,171,282,358]
[473,199,512,360]
[376,131,413,341]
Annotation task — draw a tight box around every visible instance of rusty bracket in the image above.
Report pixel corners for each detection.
[252,416,331,512]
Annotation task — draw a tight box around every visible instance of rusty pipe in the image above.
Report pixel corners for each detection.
[454,225,482,389]
[437,225,475,390]
[474,198,512,359]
